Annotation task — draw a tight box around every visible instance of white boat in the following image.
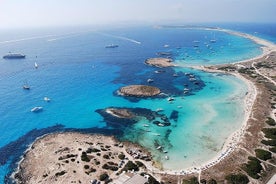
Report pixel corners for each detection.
[210,39,216,43]
[43,97,51,102]
[34,62,38,69]
[31,106,43,112]
[163,44,169,48]
[143,124,149,127]
[147,79,154,83]
[156,146,162,150]
[165,155,169,160]
[167,97,175,101]
[153,133,161,136]
[156,108,163,112]
[173,73,178,77]
[105,44,118,48]
[22,85,30,90]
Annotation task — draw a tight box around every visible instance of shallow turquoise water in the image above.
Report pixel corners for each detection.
[0,25,269,182]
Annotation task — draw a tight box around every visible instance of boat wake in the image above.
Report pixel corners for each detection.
[47,31,91,42]
[0,35,55,44]
[96,32,141,45]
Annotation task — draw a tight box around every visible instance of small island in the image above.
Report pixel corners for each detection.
[145,58,174,68]
[118,85,161,97]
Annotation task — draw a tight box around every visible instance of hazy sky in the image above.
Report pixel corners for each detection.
[0,0,275,28]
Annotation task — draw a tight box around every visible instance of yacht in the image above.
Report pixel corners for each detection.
[3,53,25,59]
[167,97,175,101]
[22,85,30,90]
[105,44,118,48]
[156,108,163,112]
[31,106,43,112]
[34,62,38,69]
[156,146,162,150]
[147,79,154,83]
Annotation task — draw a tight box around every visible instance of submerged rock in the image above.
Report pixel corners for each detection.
[96,107,171,128]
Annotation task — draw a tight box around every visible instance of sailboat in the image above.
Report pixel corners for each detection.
[22,81,30,90]
[34,62,38,69]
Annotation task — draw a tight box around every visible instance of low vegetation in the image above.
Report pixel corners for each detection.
[225,173,249,184]
[121,161,139,172]
[99,173,109,181]
[255,149,272,161]
[242,156,262,179]
[266,117,276,126]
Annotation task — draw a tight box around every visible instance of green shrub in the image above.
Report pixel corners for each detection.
[55,170,66,177]
[182,177,199,184]
[103,154,110,159]
[266,117,276,126]
[225,173,249,184]
[102,163,118,171]
[84,165,89,169]
[99,173,109,181]
[269,146,276,153]
[261,139,276,146]
[242,156,262,179]
[118,153,125,160]
[87,147,101,153]
[207,179,217,184]
[121,161,139,172]
[262,128,276,139]
[135,161,144,167]
[255,149,272,160]
[81,152,90,162]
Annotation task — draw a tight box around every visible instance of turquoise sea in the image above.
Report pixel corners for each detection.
[0,23,275,183]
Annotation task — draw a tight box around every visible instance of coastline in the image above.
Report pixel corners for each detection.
[11,28,276,183]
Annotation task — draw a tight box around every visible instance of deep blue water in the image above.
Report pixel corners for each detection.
[0,23,275,183]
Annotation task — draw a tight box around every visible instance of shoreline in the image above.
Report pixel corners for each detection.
[11,27,276,182]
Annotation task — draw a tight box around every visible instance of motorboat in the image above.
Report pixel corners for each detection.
[167,97,175,101]
[105,44,118,48]
[22,85,30,90]
[147,79,154,83]
[43,97,51,102]
[31,106,43,112]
